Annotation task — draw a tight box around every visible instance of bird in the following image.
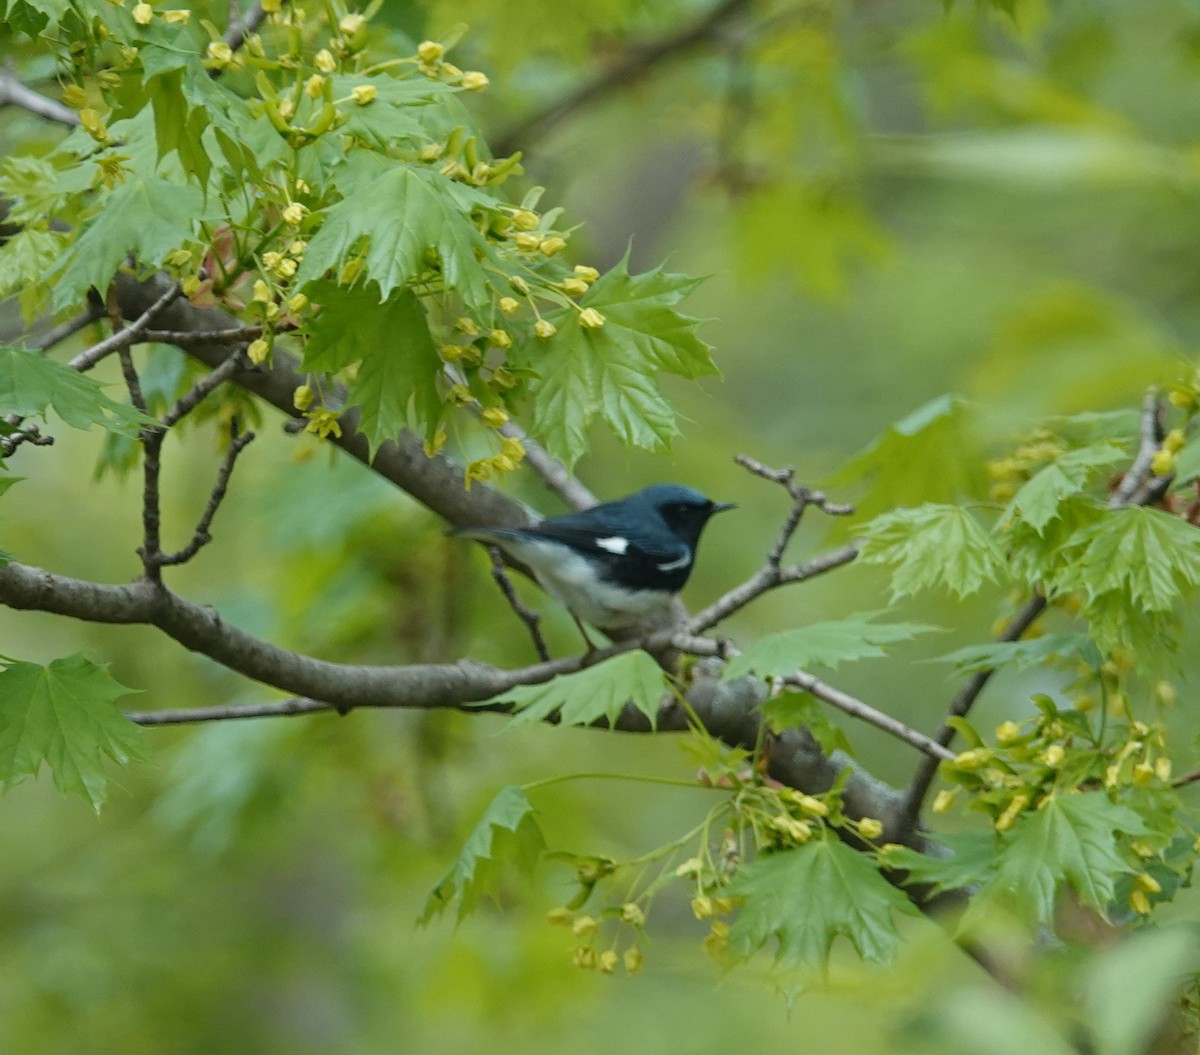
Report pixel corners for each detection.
[454,483,734,636]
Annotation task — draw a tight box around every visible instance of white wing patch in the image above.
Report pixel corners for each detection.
[657,549,690,572]
[595,536,630,555]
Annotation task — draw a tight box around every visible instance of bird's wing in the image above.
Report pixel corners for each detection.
[524,518,688,566]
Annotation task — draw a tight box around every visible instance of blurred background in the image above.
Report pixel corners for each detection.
[2,0,1199,1051]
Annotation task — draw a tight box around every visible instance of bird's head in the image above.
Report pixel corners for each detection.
[639,483,735,548]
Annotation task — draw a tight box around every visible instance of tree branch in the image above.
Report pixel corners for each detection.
[486,545,552,662]
[492,0,753,156]
[0,71,78,125]
[69,281,181,372]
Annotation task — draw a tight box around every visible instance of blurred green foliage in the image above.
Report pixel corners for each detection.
[3,0,1200,1051]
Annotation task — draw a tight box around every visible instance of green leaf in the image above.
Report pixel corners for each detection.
[991,792,1146,920]
[858,503,1007,599]
[1006,442,1127,533]
[0,654,145,811]
[883,831,998,895]
[420,785,545,923]
[146,66,212,188]
[0,346,152,435]
[0,475,25,498]
[727,840,920,967]
[920,986,1080,1055]
[526,255,716,467]
[934,633,1102,675]
[724,613,938,682]
[758,691,852,755]
[1058,506,1200,612]
[479,651,666,730]
[302,282,441,451]
[827,396,984,520]
[53,176,207,309]
[295,165,490,307]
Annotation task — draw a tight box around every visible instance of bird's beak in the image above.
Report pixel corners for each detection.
[712,502,736,514]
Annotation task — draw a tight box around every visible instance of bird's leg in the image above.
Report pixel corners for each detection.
[570,612,601,655]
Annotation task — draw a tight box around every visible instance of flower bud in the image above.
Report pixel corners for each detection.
[620,903,645,926]
[305,74,325,98]
[623,947,644,975]
[132,3,152,25]
[489,328,512,349]
[512,209,539,231]
[207,41,234,67]
[417,40,444,63]
[461,71,489,91]
[351,84,377,105]
[560,277,589,296]
[293,384,314,411]
[579,307,606,329]
[571,915,598,937]
[597,950,618,974]
[514,232,541,252]
[539,235,567,256]
[287,292,309,313]
[61,84,87,108]
[573,264,600,283]
[163,9,190,23]
[995,720,1022,744]
[282,202,308,225]
[1040,744,1065,767]
[932,789,957,814]
[1151,449,1176,476]
[498,296,520,314]
[247,338,270,364]
[481,406,508,428]
[1165,428,1187,453]
[534,319,556,339]
[857,817,884,840]
[315,49,337,73]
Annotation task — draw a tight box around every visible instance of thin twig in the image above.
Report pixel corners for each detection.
[0,416,54,457]
[115,340,166,582]
[0,70,78,125]
[493,0,752,155]
[157,423,256,568]
[141,321,297,346]
[486,546,552,662]
[68,281,182,372]
[222,1,267,52]
[783,670,957,763]
[127,697,331,725]
[32,304,105,351]
[499,419,597,511]
[161,350,247,428]
[1112,389,1163,506]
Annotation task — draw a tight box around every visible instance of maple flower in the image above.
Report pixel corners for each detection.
[534,319,557,339]
[579,308,606,329]
[461,71,489,91]
[132,2,152,25]
[351,84,377,105]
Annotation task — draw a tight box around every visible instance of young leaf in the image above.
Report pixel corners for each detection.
[295,166,491,307]
[525,256,716,467]
[723,613,938,682]
[302,282,441,451]
[420,785,545,923]
[479,651,666,730]
[858,503,1007,599]
[726,840,920,967]
[0,654,145,811]
[1006,441,1127,534]
[934,633,1102,675]
[0,346,152,435]
[991,792,1146,920]
[52,176,206,310]
[881,831,998,895]
[758,691,852,755]
[1058,506,1200,612]
[827,396,984,519]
